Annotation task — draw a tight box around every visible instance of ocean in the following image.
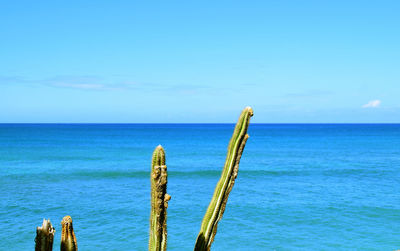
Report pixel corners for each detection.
[0,124,399,250]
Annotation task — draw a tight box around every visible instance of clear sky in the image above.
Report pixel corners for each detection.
[1,1,399,123]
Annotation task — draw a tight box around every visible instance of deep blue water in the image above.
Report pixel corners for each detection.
[1,124,400,250]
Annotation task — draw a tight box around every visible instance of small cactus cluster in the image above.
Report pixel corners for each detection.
[35,216,77,251]
[149,107,253,251]
[34,107,253,251]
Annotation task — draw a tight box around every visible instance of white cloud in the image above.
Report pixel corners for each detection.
[362,100,381,108]
[52,83,106,90]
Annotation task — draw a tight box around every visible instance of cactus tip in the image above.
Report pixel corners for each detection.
[244,106,254,116]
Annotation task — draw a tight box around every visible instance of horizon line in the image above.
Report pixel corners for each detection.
[1,122,400,125]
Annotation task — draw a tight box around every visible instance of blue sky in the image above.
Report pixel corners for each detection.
[1,1,399,123]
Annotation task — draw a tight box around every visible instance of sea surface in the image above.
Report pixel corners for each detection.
[0,124,399,250]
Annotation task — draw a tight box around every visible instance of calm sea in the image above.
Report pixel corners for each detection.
[0,124,399,250]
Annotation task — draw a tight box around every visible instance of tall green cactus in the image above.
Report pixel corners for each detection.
[60,216,78,251]
[194,106,253,251]
[35,219,55,251]
[149,145,171,251]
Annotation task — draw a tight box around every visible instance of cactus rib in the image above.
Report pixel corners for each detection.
[60,216,77,251]
[194,106,253,251]
[149,145,171,251]
[35,219,55,251]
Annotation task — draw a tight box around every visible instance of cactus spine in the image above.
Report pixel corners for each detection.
[149,145,171,251]
[60,216,77,251]
[35,219,55,251]
[194,106,253,251]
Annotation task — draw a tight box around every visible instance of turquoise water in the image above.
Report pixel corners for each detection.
[1,124,399,250]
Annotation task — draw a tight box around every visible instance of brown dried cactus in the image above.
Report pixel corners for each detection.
[35,219,55,251]
[60,216,77,251]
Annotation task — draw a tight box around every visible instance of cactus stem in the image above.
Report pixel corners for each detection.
[60,216,77,251]
[149,145,170,251]
[194,107,253,251]
[35,218,55,251]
